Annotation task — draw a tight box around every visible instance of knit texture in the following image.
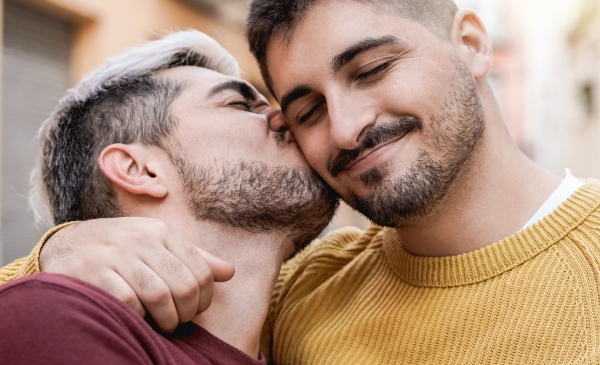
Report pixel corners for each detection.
[261,180,600,364]
[3,183,600,364]
[0,221,77,284]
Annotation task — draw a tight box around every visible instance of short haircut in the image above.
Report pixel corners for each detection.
[30,30,240,226]
[246,0,459,94]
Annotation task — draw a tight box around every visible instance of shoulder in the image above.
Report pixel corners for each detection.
[543,180,600,280]
[0,272,136,321]
[0,273,162,364]
[0,272,145,333]
[565,180,600,246]
[282,225,384,274]
[0,272,113,309]
[262,225,386,359]
[275,224,387,303]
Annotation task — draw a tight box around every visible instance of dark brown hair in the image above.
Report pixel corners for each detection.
[246,0,458,95]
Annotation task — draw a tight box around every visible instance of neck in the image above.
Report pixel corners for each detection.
[189,224,290,358]
[132,205,291,358]
[397,86,562,257]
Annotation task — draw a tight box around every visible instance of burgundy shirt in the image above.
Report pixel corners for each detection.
[0,273,266,365]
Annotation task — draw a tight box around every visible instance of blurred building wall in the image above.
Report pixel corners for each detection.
[457,0,600,179]
[568,0,600,178]
[13,0,264,91]
[2,1,71,264]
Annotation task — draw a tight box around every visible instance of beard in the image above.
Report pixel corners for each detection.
[331,55,485,228]
[169,153,339,251]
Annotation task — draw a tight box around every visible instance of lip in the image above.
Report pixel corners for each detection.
[346,132,411,173]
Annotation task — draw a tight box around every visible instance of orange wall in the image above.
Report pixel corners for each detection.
[16,0,265,92]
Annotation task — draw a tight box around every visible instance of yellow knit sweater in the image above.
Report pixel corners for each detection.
[3,182,600,364]
[0,222,75,284]
[260,180,600,364]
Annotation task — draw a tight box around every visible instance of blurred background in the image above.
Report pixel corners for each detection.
[0,0,598,265]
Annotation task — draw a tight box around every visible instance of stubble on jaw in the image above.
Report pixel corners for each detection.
[345,54,486,228]
[167,149,339,253]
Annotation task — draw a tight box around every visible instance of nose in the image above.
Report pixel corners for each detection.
[265,107,297,144]
[267,108,287,133]
[327,93,375,150]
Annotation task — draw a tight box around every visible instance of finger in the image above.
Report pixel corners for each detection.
[95,269,147,317]
[141,250,202,323]
[162,229,222,313]
[116,262,180,333]
[195,247,236,282]
[161,225,235,283]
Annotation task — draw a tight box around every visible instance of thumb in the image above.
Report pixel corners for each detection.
[195,247,235,282]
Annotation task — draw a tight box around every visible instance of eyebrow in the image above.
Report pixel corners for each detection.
[280,84,313,115]
[331,35,403,73]
[279,36,404,115]
[208,80,258,101]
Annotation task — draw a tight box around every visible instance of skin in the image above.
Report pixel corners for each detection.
[37,2,564,334]
[266,0,562,256]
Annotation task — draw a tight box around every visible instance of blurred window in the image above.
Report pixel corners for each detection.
[580,82,596,117]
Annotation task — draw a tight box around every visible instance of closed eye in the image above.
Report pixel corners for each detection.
[355,60,394,81]
[299,100,326,125]
[229,99,252,111]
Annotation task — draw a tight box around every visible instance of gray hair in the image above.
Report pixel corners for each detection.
[30,30,240,227]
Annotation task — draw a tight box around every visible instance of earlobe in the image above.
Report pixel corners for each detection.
[451,9,493,79]
[99,144,168,198]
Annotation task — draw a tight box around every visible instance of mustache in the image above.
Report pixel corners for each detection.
[328,116,423,177]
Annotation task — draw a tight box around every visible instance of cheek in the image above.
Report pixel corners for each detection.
[179,126,259,162]
[295,127,331,175]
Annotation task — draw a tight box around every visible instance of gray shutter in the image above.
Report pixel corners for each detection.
[2,2,72,264]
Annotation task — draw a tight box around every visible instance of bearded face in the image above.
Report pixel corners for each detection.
[169,152,339,251]
[334,56,485,228]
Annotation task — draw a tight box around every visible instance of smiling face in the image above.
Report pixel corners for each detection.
[265,0,485,227]
[160,66,338,248]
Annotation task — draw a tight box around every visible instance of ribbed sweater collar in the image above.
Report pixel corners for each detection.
[382,180,600,288]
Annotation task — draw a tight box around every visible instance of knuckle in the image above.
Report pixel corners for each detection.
[95,273,116,294]
[121,293,143,311]
[77,253,100,269]
[50,256,89,276]
[143,285,172,307]
[132,267,171,307]
[195,264,214,288]
[128,227,152,244]
[150,219,170,236]
[172,278,199,301]
[161,253,185,275]
[181,239,199,260]
[129,219,169,244]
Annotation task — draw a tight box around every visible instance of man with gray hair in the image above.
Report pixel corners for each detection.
[0,29,338,364]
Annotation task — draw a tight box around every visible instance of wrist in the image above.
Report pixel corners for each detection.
[39,221,80,272]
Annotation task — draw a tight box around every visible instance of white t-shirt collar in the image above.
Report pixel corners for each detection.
[521,169,585,230]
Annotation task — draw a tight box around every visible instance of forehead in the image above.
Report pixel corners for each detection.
[265,1,436,97]
[157,66,262,100]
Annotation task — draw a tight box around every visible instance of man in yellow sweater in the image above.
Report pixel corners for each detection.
[4,0,600,364]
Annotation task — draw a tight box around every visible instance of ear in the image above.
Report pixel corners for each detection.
[99,144,168,198]
[450,9,493,79]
